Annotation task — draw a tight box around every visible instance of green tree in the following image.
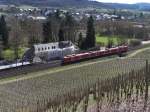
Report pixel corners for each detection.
[9,17,22,60]
[139,12,144,18]
[113,9,117,15]
[107,38,114,48]
[0,15,9,49]
[63,12,77,42]
[85,16,95,49]
[43,19,52,43]
[78,32,83,49]
[0,35,3,59]
[58,28,64,42]
[45,11,62,42]
[54,9,61,19]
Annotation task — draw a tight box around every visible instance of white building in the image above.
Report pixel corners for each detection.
[27,16,46,20]
[23,41,78,63]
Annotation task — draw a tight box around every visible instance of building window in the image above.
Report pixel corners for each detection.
[52,46,55,49]
[52,46,56,49]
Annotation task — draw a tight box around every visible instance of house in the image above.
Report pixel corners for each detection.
[23,41,78,63]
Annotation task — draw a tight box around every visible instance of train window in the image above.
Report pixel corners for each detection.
[45,47,47,50]
[38,48,40,51]
[42,48,44,51]
[48,47,50,49]
[54,46,56,49]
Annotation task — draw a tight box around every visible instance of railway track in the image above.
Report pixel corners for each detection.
[0,60,62,79]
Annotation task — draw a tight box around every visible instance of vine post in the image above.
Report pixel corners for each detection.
[144,59,149,111]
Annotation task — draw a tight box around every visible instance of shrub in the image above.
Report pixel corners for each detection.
[129,39,142,47]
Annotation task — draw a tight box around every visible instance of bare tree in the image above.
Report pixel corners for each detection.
[0,35,3,59]
[20,19,43,47]
[27,20,43,47]
[9,17,22,60]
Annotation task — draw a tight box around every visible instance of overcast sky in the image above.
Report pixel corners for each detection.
[96,0,150,4]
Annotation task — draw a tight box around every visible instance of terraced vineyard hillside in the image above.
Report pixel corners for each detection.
[0,48,150,112]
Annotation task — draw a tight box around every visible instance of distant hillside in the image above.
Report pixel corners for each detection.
[136,3,150,10]
[1,0,150,10]
[106,3,138,10]
[107,2,150,11]
[1,0,108,7]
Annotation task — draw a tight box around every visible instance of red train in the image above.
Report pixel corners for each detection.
[63,46,128,64]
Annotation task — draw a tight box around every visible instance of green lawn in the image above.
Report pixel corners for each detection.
[2,47,26,60]
[96,35,125,46]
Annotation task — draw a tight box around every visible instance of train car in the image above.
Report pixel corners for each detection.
[63,56,72,64]
[109,47,118,54]
[63,45,128,64]
[81,53,90,60]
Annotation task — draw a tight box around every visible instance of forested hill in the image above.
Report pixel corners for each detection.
[107,3,150,11]
[1,0,109,7]
[1,0,150,10]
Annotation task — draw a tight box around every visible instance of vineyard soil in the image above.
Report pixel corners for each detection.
[0,47,150,112]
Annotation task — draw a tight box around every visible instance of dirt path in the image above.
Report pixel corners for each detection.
[127,47,150,58]
[0,47,150,85]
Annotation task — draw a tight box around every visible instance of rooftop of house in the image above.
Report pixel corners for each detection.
[34,41,74,51]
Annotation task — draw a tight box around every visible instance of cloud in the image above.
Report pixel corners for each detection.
[96,0,150,4]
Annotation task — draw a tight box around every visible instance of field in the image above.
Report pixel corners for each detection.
[96,35,122,46]
[18,5,37,9]
[0,59,145,111]
[0,47,150,111]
